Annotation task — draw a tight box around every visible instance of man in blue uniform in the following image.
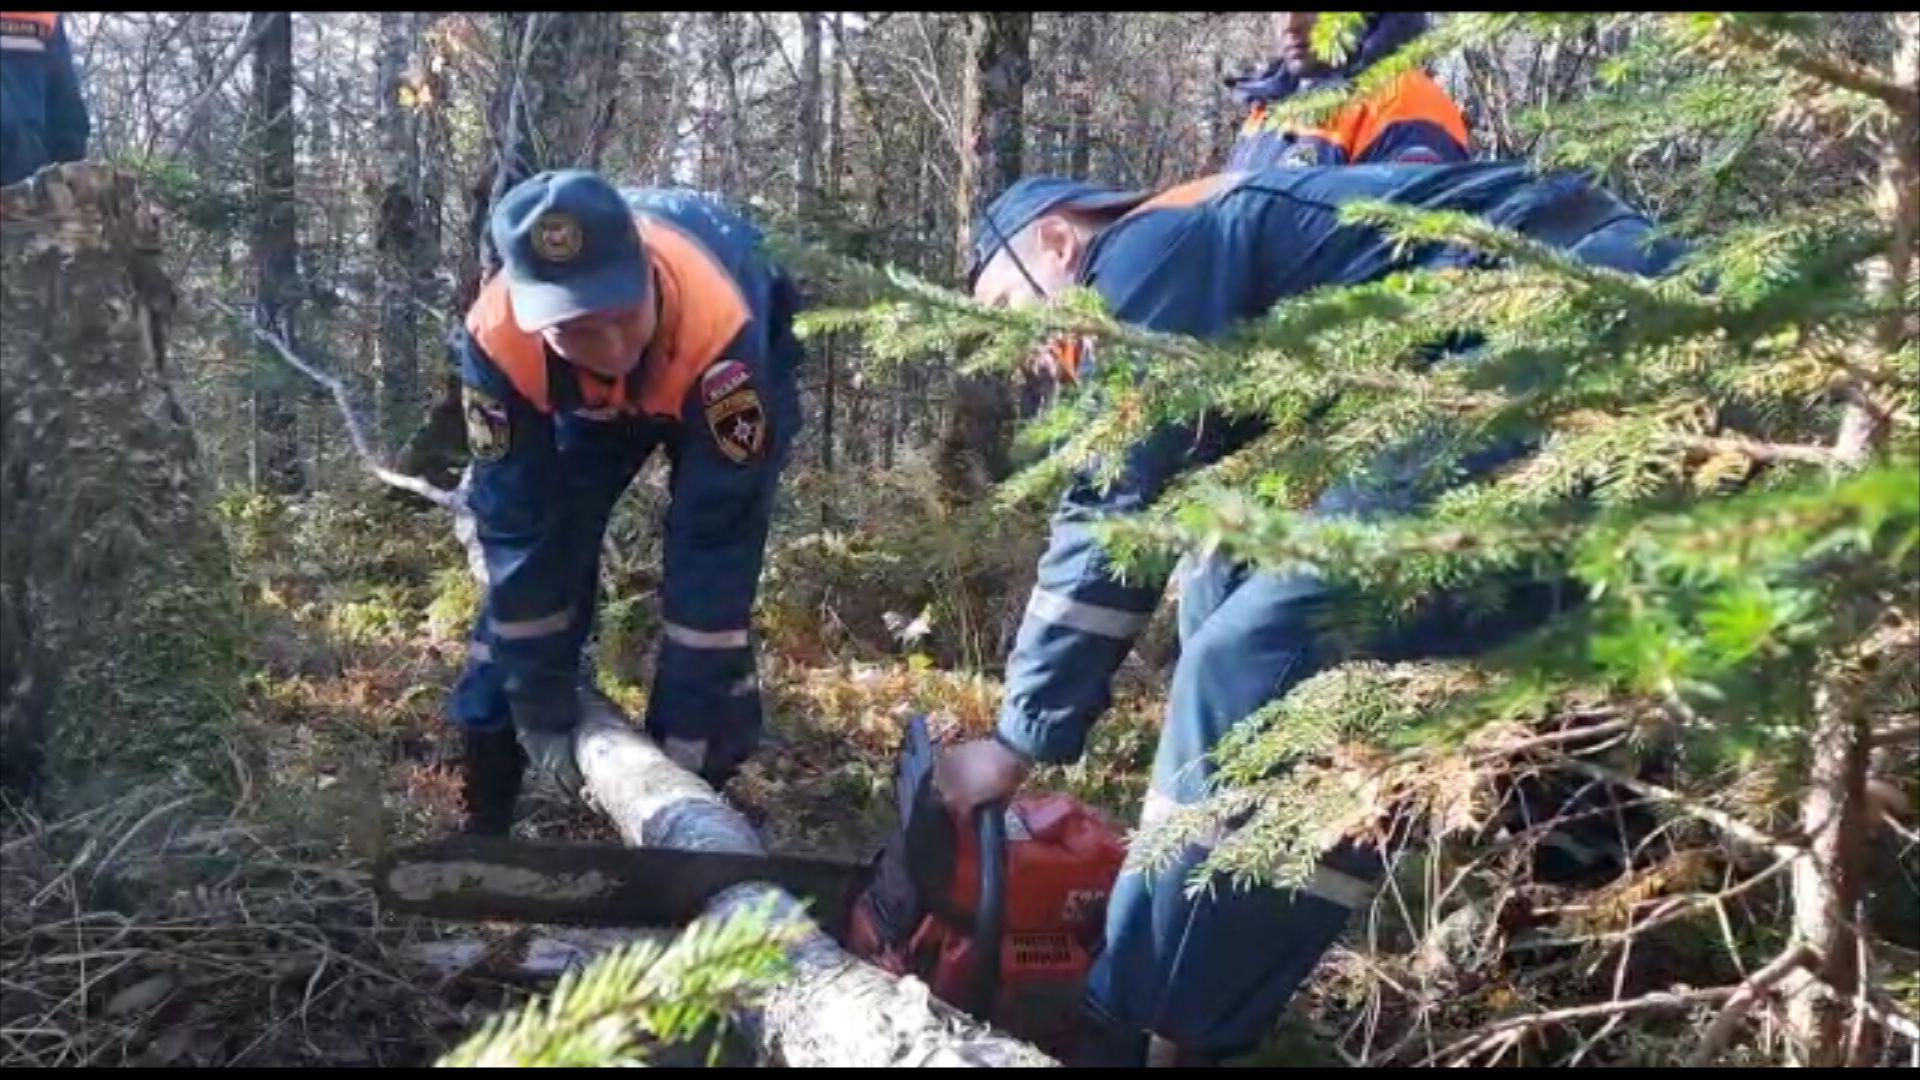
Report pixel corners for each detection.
[939,164,1683,1065]
[1,11,90,186]
[451,170,805,834]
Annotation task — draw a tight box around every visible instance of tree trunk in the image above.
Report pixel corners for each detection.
[1788,650,1874,1066]
[375,11,421,454]
[569,696,1054,1067]
[703,13,745,200]
[1785,14,1918,1065]
[941,13,1030,506]
[1208,45,1233,169]
[249,11,303,494]
[1,165,219,794]
[1066,15,1095,178]
[953,13,1031,275]
[485,13,625,258]
[401,12,625,488]
[797,12,823,214]
[417,15,447,300]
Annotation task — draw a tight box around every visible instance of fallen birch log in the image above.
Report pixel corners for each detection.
[571,692,1056,1068]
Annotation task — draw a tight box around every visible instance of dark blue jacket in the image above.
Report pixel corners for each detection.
[996,163,1686,763]
[1,12,89,186]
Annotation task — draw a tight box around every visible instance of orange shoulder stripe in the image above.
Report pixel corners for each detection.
[464,214,752,419]
[633,216,751,418]
[1348,69,1470,162]
[465,275,553,412]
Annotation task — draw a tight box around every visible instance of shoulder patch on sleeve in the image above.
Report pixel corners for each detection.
[700,359,767,465]
[464,385,511,463]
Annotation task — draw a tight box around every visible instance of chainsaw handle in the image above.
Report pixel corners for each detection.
[969,800,1008,1021]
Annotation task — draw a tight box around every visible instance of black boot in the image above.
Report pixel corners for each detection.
[461,725,525,836]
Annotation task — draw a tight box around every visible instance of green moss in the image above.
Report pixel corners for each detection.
[325,584,420,645]
[425,563,484,643]
[45,535,249,796]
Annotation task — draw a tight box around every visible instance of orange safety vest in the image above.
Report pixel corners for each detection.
[465,214,750,419]
[0,11,58,51]
[1242,68,1468,164]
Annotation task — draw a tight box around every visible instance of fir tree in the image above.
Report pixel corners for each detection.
[786,11,1919,1067]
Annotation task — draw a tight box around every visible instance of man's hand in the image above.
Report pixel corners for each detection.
[510,692,584,797]
[934,738,1034,817]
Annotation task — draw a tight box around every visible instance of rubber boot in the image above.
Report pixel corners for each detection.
[461,725,525,836]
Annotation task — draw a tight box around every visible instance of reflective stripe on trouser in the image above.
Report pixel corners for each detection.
[661,621,751,649]
[643,636,762,784]
[1085,556,1366,1055]
[450,417,648,731]
[1089,790,1377,1057]
[1025,587,1151,640]
[451,588,598,731]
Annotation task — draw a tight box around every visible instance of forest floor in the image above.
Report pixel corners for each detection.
[0,465,1216,1068]
[14,467,1904,1067]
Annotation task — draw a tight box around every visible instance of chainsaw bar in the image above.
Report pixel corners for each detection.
[373,835,868,930]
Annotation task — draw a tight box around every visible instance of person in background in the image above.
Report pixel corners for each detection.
[1,11,90,186]
[1224,12,1469,170]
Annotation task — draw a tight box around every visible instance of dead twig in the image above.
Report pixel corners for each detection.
[1559,758,1806,862]
[1428,982,1744,1065]
[159,14,285,160]
[1688,943,1818,1065]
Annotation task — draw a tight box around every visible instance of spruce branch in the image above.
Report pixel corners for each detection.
[437,901,802,1068]
[1701,17,1920,118]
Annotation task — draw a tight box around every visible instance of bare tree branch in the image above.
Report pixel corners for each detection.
[1559,759,1807,862]
[1429,981,1755,1066]
[751,11,803,86]
[1717,22,1920,118]
[1677,434,1846,468]
[1872,717,1920,748]
[1529,850,1806,953]
[210,297,462,511]
[1688,944,1819,1065]
[160,13,285,160]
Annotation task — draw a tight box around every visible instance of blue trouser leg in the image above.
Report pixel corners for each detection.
[1088,547,1573,1056]
[1087,557,1377,1058]
[1173,548,1247,647]
[451,629,512,732]
[448,418,654,732]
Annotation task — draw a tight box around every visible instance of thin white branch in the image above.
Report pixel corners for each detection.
[211,298,462,511]
[1559,759,1806,862]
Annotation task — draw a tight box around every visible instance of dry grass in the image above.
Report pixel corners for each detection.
[0,779,468,1067]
